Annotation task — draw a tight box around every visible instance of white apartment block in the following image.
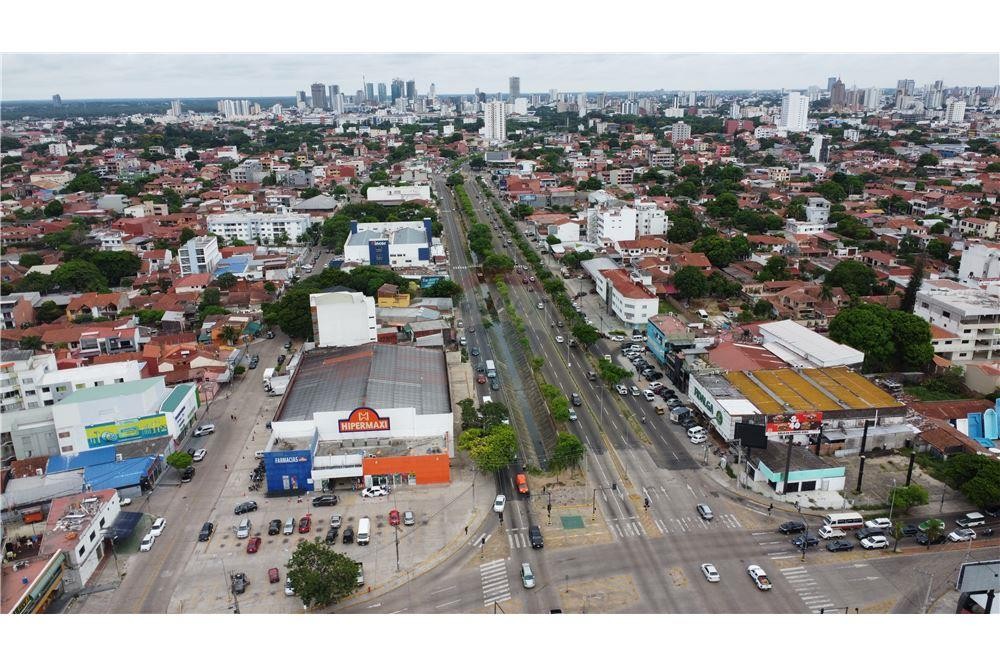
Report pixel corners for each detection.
[484,101,507,143]
[805,197,831,224]
[587,204,637,244]
[0,353,142,413]
[915,285,1000,361]
[178,235,222,276]
[596,269,660,327]
[48,143,69,157]
[671,121,691,143]
[648,149,675,169]
[207,209,312,245]
[785,219,828,235]
[944,100,966,124]
[779,91,810,132]
[958,243,1000,282]
[634,200,668,236]
[310,290,377,348]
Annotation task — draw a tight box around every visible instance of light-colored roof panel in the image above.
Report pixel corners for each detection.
[56,377,162,405]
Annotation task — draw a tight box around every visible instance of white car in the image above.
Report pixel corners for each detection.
[860,535,889,550]
[149,517,167,537]
[537,302,544,310]
[361,486,389,498]
[193,424,215,437]
[648,382,663,391]
[747,564,772,591]
[568,408,578,421]
[700,563,721,583]
[615,384,628,395]
[119,497,133,507]
[493,494,507,513]
[690,433,708,444]
[555,335,564,343]
[192,448,207,462]
[864,517,892,530]
[610,335,624,342]
[948,528,977,542]
[284,577,295,596]
[630,386,640,397]
[139,532,156,552]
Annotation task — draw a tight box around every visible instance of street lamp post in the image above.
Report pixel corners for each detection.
[799,506,808,563]
[394,525,400,572]
[102,531,122,582]
[887,479,897,523]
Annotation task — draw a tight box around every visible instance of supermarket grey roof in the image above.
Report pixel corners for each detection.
[393,227,426,244]
[276,343,450,422]
[347,230,380,246]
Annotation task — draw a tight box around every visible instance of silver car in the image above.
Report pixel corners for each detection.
[402,510,415,526]
[521,562,535,589]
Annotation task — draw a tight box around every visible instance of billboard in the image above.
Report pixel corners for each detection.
[420,275,444,288]
[734,422,767,450]
[338,407,391,434]
[368,239,390,266]
[765,412,823,434]
[86,414,169,448]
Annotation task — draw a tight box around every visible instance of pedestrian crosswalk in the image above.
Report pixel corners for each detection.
[609,517,646,538]
[779,566,835,613]
[650,513,743,534]
[480,558,511,606]
[507,527,530,549]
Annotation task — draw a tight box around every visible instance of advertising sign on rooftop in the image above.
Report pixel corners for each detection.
[765,411,823,434]
[86,414,169,448]
[338,407,391,434]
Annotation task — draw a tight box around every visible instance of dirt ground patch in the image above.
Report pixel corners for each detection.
[558,573,638,613]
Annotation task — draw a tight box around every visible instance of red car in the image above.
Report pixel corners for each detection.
[268,567,280,584]
[477,374,487,384]
[246,536,262,554]
[522,277,529,284]
[298,515,311,533]
[389,509,400,526]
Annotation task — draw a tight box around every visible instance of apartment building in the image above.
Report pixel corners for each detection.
[587,204,637,244]
[915,283,1000,361]
[596,269,660,327]
[207,209,311,244]
[634,200,668,236]
[958,242,1000,282]
[178,235,222,276]
[1,354,144,413]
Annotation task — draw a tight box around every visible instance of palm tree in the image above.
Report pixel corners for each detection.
[820,283,833,303]
[219,325,239,346]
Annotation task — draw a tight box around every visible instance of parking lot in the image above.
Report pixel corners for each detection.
[167,465,485,612]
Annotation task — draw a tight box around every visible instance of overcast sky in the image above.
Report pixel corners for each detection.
[3,53,997,100]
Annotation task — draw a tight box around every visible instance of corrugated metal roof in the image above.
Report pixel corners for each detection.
[57,377,162,405]
[160,383,195,413]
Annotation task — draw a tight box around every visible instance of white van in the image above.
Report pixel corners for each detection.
[687,426,707,439]
[283,517,295,535]
[357,517,371,545]
[697,309,709,320]
[236,518,252,539]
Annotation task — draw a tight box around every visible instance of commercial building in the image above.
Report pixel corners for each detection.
[178,235,222,277]
[484,101,507,143]
[779,91,810,132]
[915,283,1000,361]
[310,289,377,348]
[587,203,637,243]
[757,320,864,368]
[0,355,144,414]
[1,551,66,614]
[687,367,911,450]
[206,209,312,245]
[745,441,846,495]
[366,185,432,205]
[595,269,659,327]
[39,489,123,593]
[310,83,327,109]
[343,219,437,269]
[266,344,454,494]
[51,377,198,455]
[509,76,520,99]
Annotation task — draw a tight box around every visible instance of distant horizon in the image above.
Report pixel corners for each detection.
[3,53,997,100]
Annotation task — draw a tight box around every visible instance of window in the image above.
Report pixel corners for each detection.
[58,431,71,439]
[78,545,86,557]
[99,517,106,528]
[90,530,96,542]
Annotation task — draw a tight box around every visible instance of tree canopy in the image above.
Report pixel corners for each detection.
[549,432,586,475]
[286,541,359,609]
[458,425,518,473]
[672,265,708,300]
[828,303,933,372]
[824,260,878,296]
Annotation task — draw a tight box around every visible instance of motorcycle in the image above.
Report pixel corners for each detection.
[983,527,994,537]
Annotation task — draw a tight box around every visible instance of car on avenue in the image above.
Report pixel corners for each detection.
[700,563,721,582]
[696,504,714,521]
[192,448,207,462]
[555,335,564,343]
[470,347,481,357]
[747,564,772,591]
[139,532,155,552]
[193,424,215,437]
[477,373,487,384]
[826,540,855,552]
[490,378,501,391]
[948,528,977,542]
[571,393,583,406]
[529,525,544,548]
[792,534,820,549]
[778,521,806,534]
[521,562,536,589]
[494,495,507,513]
[150,517,167,537]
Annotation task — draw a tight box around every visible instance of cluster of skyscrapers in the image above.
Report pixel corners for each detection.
[297,77,429,113]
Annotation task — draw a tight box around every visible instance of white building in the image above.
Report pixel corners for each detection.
[51,377,198,454]
[587,204,637,244]
[484,101,507,143]
[758,320,864,368]
[0,357,144,413]
[634,200,668,236]
[785,219,828,235]
[944,99,966,124]
[671,121,691,143]
[310,290,377,348]
[805,197,831,224]
[545,221,581,244]
[366,185,432,205]
[844,128,861,142]
[512,98,529,115]
[915,284,1000,362]
[206,209,312,244]
[865,88,882,111]
[779,91,810,132]
[343,219,436,268]
[594,268,659,327]
[178,235,222,277]
[42,489,123,593]
[958,243,1000,283]
[48,143,68,157]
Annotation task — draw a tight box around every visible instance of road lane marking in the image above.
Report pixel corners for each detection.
[431,586,457,595]
[436,599,462,608]
[770,555,799,560]
[367,602,382,608]
[752,532,773,536]
[390,608,407,614]
[781,567,807,573]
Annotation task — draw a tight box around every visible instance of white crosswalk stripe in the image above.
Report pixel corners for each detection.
[779,566,836,613]
[480,559,511,606]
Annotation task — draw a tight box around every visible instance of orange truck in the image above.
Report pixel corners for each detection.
[515,473,529,495]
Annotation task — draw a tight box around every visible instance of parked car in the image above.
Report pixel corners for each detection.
[342,526,354,543]
[403,510,415,526]
[696,504,714,521]
[150,517,166,537]
[325,527,339,544]
[192,448,207,462]
[389,509,401,526]
[915,531,946,546]
[477,373,487,384]
[312,495,339,507]
[918,518,945,533]
[615,384,628,395]
[826,540,855,552]
[284,577,294,596]
[193,424,215,437]
[298,515,312,533]
[268,519,282,535]
[231,572,248,595]
[529,525,544,548]
[779,521,806,535]
[689,432,707,444]
[818,525,846,539]
[864,517,892,530]
[490,378,500,391]
[362,486,389,498]
[234,501,258,515]
[198,522,214,541]
[792,534,820,549]
[861,535,889,550]
[246,536,262,554]
[955,512,987,528]
[139,532,156,552]
[948,528,977,542]
[701,563,721,582]
[330,515,342,529]
[901,524,920,537]
[268,567,280,584]
[747,564,772,591]
[180,466,196,483]
[277,354,287,365]
[854,527,885,541]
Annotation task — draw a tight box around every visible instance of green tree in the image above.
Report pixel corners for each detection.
[219,325,240,345]
[458,398,480,430]
[18,253,44,269]
[923,520,944,549]
[52,260,108,292]
[928,221,948,234]
[571,322,600,348]
[35,300,63,324]
[458,425,518,473]
[216,272,238,290]
[673,265,708,300]
[286,541,359,609]
[549,432,586,476]
[824,260,878,297]
[201,287,221,308]
[19,335,44,351]
[446,173,465,186]
[705,192,739,219]
[829,303,895,371]
[692,235,735,268]
[63,171,103,193]
[916,153,939,167]
[785,200,806,221]
[89,251,142,287]
[666,216,702,244]
[888,311,934,370]
[891,521,905,553]
[925,239,951,262]
[598,358,632,385]
[178,227,197,246]
[43,199,64,217]
[482,253,515,276]
[546,234,561,246]
[756,256,792,282]
[422,279,463,299]
[889,484,929,514]
[901,257,924,313]
[165,451,193,471]
[480,401,510,431]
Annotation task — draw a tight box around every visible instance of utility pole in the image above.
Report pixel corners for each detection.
[855,420,871,494]
[394,525,400,572]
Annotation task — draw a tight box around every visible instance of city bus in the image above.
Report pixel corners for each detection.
[821,511,865,530]
[485,360,497,378]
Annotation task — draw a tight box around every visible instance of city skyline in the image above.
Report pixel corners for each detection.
[3,53,997,100]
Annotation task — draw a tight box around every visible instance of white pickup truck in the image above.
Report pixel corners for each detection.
[747,564,772,591]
